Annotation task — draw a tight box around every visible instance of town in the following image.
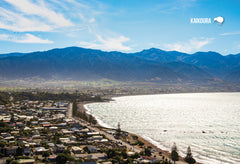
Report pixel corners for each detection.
[0,92,185,164]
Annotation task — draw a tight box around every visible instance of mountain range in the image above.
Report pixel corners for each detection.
[0,47,240,83]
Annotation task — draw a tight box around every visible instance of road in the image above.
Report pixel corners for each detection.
[67,103,72,118]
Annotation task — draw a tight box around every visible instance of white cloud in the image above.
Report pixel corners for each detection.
[5,0,73,27]
[0,0,73,32]
[0,7,53,32]
[78,35,131,51]
[220,31,240,36]
[153,0,196,14]
[164,38,214,53]
[0,33,53,43]
[89,18,95,23]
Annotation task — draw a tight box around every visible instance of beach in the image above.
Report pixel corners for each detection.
[79,101,192,164]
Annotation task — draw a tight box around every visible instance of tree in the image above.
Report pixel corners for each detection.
[6,158,13,164]
[0,141,6,148]
[106,149,116,158]
[83,146,90,154]
[171,143,179,164]
[184,146,196,164]
[120,150,128,159]
[89,115,97,125]
[115,122,121,139]
[41,142,50,149]
[56,153,68,164]
[53,133,62,144]
[15,147,23,156]
[42,151,50,159]
[10,113,14,123]
[72,100,77,116]
[144,147,152,156]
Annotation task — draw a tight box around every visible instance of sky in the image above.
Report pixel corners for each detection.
[0,0,240,55]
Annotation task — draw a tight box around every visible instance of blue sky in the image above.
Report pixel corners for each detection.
[0,0,239,55]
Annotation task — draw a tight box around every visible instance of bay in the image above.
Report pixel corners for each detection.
[85,92,240,164]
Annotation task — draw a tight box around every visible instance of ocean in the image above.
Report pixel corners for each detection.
[85,92,240,164]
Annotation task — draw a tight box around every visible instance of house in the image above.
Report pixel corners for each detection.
[31,121,38,125]
[28,143,36,147]
[16,122,24,127]
[49,126,58,131]
[17,159,35,164]
[4,136,15,142]
[64,140,79,146]
[1,133,11,138]
[100,139,108,143]
[6,146,17,156]
[32,135,41,139]
[54,102,68,107]
[10,131,19,135]
[91,153,107,160]
[24,147,31,155]
[72,146,82,154]
[48,155,56,162]
[71,127,80,133]
[101,162,112,164]
[24,127,31,131]
[87,132,100,136]
[35,147,47,154]
[55,144,65,153]
[138,156,158,163]
[34,127,44,130]
[40,121,50,125]
[59,138,70,143]
[70,136,76,141]
[127,151,135,157]
[42,123,52,127]
[61,129,73,134]
[87,146,98,153]
[80,128,90,134]
[91,135,103,141]
[48,143,55,148]
[57,123,67,127]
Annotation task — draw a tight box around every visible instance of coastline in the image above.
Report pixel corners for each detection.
[78,92,240,164]
[81,100,198,164]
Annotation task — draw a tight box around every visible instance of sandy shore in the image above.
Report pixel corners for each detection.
[77,101,202,164]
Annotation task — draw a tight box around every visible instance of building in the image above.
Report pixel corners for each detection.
[55,144,65,153]
[72,146,82,154]
[17,159,35,164]
[6,146,17,156]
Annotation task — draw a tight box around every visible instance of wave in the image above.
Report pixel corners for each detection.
[84,104,114,129]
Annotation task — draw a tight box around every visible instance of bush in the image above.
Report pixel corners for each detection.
[83,146,90,154]
[133,140,144,146]
[6,158,13,164]
[15,156,31,159]
[132,135,138,140]
[42,159,49,163]
[106,149,116,158]
[56,153,68,164]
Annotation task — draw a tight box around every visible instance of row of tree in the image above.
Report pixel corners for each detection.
[0,91,103,103]
[171,143,196,164]
[72,100,97,125]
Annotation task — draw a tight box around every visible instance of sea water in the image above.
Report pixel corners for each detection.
[85,92,240,164]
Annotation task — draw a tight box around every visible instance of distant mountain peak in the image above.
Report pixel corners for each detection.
[0,46,239,82]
